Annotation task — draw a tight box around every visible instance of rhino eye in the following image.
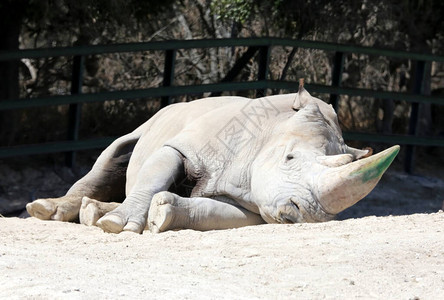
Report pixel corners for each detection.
[286,154,294,160]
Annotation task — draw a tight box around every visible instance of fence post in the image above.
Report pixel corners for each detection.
[329,51,344,111]
[161,49,176,108]
[404,60,427,173]
[65,55,85,168]
[256,45,270,97]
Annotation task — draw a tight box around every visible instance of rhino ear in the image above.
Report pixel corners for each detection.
[292,78,312,111]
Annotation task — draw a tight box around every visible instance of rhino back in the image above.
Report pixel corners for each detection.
[125,96,247,194]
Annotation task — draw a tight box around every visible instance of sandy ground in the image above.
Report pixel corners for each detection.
[1,213,443,299]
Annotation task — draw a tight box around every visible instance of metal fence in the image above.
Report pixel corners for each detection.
[0,37,443,172]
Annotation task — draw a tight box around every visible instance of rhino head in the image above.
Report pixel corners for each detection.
[250,84,399,223]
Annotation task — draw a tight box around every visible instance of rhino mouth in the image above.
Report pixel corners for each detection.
[315,145,400,215]
[278,198,302,223]
[280,214,298,224]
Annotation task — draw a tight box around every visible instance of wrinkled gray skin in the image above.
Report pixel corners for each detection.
[26,87,399,233]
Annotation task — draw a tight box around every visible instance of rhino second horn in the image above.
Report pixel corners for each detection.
[316,154,354,167]
[345,146,372,160]
[316,145,400,215]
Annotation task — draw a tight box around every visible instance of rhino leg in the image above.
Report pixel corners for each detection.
[96,146,184,234]
[147,191,265,233]
[26,132,139,222]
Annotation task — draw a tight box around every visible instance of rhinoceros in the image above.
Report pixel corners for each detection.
[26,84,399,234]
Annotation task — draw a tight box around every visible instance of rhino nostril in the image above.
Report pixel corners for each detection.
[290,198,301,211]
[286,154,294,160]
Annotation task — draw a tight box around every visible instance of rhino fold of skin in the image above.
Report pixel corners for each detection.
[26,85,399,234]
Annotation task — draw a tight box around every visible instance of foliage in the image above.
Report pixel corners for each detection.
[20,0,176,47]
[210,0,254,24]
[1,0,444,149]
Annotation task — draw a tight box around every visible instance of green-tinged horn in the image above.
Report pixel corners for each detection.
[317,145,400,214]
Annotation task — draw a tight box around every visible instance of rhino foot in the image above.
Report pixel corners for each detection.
[79,197,120,226]
[26,196,81,221]
[147,191,177,234]
[96,214,126,233]
[96,207,146,234]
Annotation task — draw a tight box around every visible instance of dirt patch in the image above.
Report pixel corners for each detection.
[1,213,443,299]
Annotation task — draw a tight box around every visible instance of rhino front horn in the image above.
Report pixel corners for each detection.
[317,145,400,215]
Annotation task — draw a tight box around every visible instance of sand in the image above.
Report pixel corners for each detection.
[1,212,443,299]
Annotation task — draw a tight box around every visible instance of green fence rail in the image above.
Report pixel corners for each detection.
[0,37,443,172]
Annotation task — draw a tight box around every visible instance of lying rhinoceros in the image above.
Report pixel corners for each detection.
[26,84,399,233]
